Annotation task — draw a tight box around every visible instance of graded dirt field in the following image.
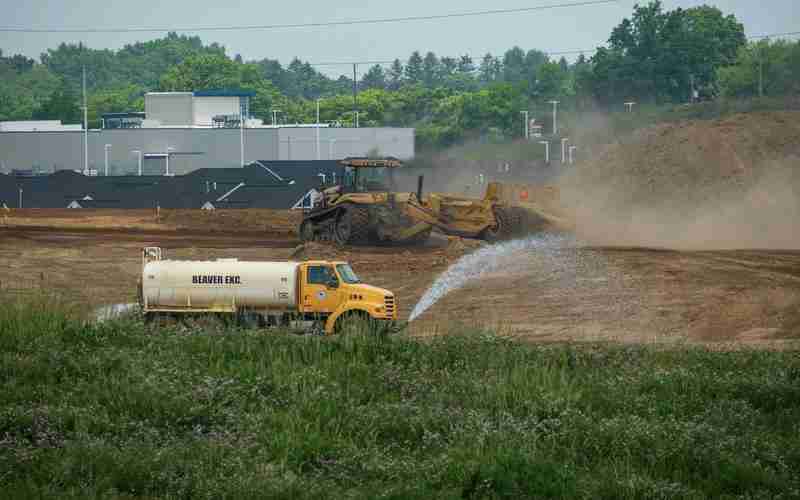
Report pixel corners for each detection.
[1,209,798,348]
[2,111,799,347]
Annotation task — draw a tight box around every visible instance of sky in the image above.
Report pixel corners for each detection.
[1,0,798,77]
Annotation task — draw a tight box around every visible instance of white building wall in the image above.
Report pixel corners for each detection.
[145,93,194,126]
[193,97,240,126]
[0,127,414,175]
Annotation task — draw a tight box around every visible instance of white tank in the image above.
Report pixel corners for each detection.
[142,258,299,311]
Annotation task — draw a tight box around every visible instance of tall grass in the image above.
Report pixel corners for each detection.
[1,296,799,498]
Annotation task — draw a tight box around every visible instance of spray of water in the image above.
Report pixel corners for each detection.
[94,303,139,322]
[408,233,570,322]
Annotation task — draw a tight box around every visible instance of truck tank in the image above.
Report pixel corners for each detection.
[142,259,298,311]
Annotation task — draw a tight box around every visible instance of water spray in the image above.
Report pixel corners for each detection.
[408,234,570,322]
[94,303,138,322]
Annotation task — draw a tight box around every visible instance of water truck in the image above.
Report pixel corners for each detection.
[137,247,396,334]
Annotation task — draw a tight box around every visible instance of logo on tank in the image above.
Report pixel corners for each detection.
[192,275,242,285]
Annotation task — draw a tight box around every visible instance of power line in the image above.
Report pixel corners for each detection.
[0,0,617,33]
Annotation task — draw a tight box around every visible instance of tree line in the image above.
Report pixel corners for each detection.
[1,1,798,149]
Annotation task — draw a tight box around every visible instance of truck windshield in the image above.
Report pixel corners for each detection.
[336,264,361,284]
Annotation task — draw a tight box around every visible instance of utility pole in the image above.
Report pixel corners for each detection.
[131,150,142,176]
[82,66,88,174]
[104,144,111,176]
[316,99,321,161]
[548,100,560,136]
[520,110,529,140]
[758,41,766,98]
[166,147,175,176]
[353,63,358,128]
[329,139,336,160]
[539,141,550,164]
[240,110,245,167]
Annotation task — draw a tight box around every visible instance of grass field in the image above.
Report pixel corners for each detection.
[2,296,799,499]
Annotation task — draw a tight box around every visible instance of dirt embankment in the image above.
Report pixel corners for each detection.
[558,111,800,250]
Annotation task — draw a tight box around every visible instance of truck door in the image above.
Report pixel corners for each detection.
[302,265,343,313]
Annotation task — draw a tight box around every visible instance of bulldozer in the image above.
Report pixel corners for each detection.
[298,157,528,246]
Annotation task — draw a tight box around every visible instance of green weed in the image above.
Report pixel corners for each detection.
[1,296,799,498]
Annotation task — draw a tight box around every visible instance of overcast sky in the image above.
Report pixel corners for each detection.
[2,0,798,77]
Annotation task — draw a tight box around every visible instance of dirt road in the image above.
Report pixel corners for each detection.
[1,213,798,347]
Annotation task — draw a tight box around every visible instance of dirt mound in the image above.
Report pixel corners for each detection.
[559,111,800,250]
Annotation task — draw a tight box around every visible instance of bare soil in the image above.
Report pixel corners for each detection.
[3,112,799,347]
[1,210,798,348]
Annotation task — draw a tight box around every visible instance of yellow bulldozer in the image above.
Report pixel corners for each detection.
[298,157,530,246]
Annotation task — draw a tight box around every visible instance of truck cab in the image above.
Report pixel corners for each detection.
[298,260,396,333]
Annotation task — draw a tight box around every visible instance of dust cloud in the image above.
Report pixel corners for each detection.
[553,109,800,251]
[559,158,800,251]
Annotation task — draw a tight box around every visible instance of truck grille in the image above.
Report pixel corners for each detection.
[384,295,395,317]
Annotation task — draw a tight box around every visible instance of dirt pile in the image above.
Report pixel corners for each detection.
[559,111,800,250]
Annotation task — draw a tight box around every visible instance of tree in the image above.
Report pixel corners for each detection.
[589,1,745,104]
[422,52,440,87]
[439,57,458,81]
[536,62,568,99]
[34,80,82,124]
[458,55,475,75]
[405,51,424,85]
[387,59,404,90]
[502,46,527,83]
[719,40,800,98]
[479,53,500,83]
[361,64,386,90]
[159,53,241,91]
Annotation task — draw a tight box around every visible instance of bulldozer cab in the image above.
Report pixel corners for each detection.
[339,157,402,193]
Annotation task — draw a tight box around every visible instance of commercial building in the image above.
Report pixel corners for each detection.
[0,90,414,176]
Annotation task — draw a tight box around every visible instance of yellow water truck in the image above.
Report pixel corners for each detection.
[137,247,396,334]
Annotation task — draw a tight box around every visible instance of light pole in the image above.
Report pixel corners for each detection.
[329,139,337,160]
[548,100,560,135]
[561,138,569,164]
[240,108,246,167]
[569,145,577,165]
[131,150,142,176]
[316,99,321,161]
[82,66,88,175]
[166,147,175,176]
[104,144,112,176]
[520,110,529,140]
[539,141,550,164]
[624,102,636,113]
